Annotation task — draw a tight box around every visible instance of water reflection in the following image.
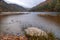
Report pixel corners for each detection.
[0,12,60,38]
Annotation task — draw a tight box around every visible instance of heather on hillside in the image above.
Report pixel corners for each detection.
[29,0,60,12]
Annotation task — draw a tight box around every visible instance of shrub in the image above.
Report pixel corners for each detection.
[24,27,56,40]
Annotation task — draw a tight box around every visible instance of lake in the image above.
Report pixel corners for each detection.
[0,12,60,38]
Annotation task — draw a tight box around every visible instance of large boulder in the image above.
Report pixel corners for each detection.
[24,27,48,38]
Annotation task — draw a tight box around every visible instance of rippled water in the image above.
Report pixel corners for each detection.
[0,12,60,38]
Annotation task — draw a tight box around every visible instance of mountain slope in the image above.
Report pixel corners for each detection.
[29,0,60,12]
[0,0,27,12]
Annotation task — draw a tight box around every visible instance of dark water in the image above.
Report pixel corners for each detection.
[0,12,60,38]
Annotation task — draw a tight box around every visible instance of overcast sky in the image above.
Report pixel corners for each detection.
[4,0,46,8]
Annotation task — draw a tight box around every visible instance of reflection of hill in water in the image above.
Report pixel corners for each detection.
[0,0,27,12]
[39,16,60,25]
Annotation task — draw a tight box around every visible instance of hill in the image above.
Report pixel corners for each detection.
[0,0,27,12]
[29,0,60,12]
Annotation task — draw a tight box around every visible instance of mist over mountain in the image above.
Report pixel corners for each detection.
[0,0,60,12]
[0,0,27,12]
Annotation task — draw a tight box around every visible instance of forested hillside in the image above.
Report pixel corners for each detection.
[29,0,60,12]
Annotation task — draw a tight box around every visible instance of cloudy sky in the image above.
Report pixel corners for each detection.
[4,0,46,8]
